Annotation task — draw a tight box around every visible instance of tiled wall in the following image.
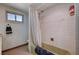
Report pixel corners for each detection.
[0,5,28,51]
[40,3,75,54]
[75,3,79,55]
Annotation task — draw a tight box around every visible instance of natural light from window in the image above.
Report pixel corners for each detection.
[7,12,23,22]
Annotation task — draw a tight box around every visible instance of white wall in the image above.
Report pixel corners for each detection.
[40,3,75,54]
[75,3,79,55]
[0,5,28,51]
[0,34,2,54]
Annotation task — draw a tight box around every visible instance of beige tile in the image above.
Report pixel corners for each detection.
[2,45,32,55]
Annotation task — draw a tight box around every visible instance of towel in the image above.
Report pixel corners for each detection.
[6,24,12,34]
[35,46,54,55]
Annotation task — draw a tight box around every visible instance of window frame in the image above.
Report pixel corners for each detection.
[6,11,24,23]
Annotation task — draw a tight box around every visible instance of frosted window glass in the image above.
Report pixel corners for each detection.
[7,13,15,21]
[16,15,23,22]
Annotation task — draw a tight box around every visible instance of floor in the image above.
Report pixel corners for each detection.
[2,45,32,55]
[42,43,70,55]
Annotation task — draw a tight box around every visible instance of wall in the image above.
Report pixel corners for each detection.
[0,34,2,54]
[40,3,75,54]
[75,3,79,55]
[0,5,28,51]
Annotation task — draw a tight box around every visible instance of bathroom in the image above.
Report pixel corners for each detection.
[0,3,79,55]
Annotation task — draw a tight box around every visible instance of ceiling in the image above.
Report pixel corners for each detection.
[3,3,31,13]
[31,3,56,13]
[2,3,56,13]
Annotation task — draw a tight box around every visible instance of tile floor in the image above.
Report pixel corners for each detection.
[2,45,32,55]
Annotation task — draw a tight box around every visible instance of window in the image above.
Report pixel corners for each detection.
[6,12,24,22]
[7,13,15,21]
[16,15,23,22]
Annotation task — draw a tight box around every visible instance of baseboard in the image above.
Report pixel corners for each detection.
[2,42,28,52]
